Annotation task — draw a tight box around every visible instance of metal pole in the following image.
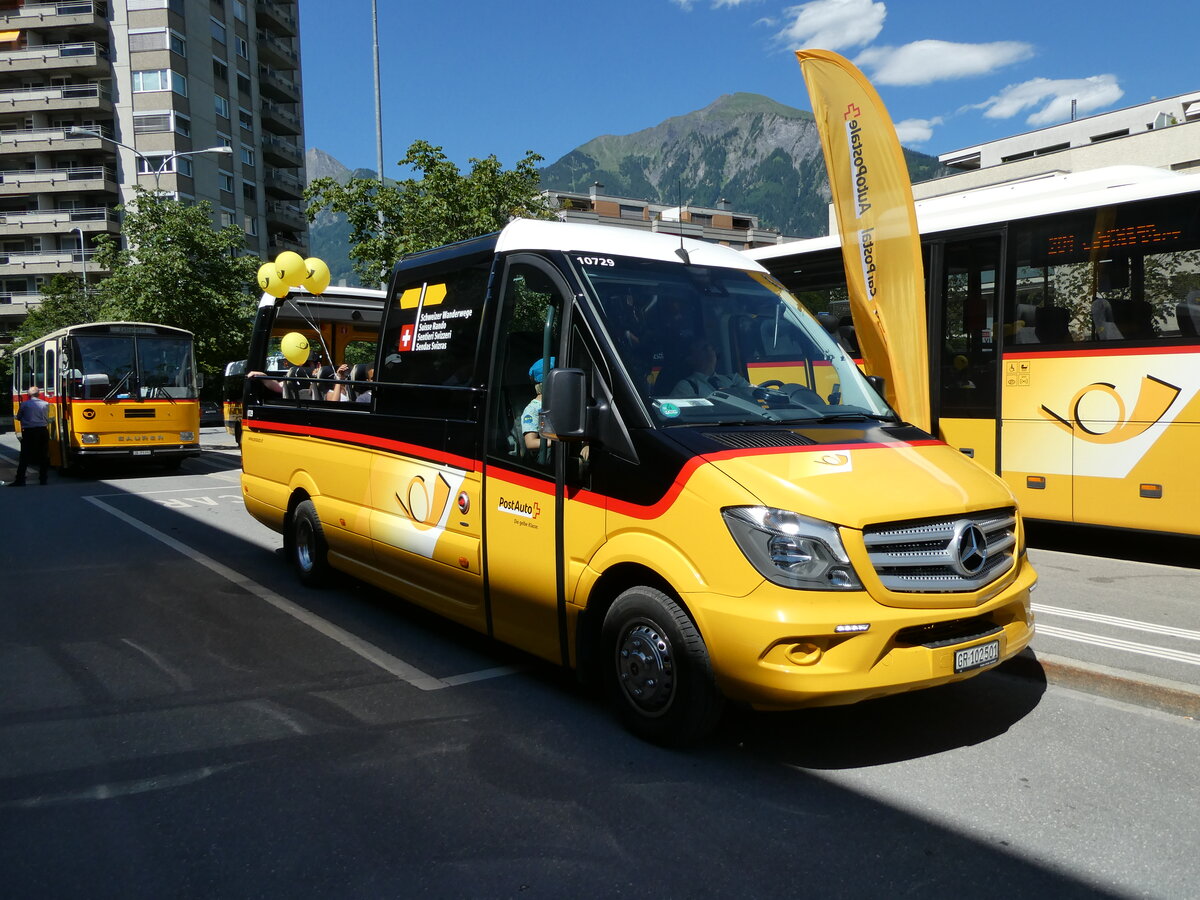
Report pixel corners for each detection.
[372,0,384,185]
[72,226,87,294]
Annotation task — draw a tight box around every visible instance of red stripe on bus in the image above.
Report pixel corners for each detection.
[1003,345,1200,360]
[244,418,481,472]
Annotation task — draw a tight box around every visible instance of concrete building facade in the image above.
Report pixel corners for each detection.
[0,0,307,340]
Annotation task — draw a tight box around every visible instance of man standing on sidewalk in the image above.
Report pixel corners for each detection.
[8,385,51,486]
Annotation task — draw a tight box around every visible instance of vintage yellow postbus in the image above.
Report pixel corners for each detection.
[240,220,1036,743]
[11,321,200,471]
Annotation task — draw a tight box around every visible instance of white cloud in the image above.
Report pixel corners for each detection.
[672,0,761,8]
[974,75,1123,125]
[894,117,943,144]
[854,40,1034,86]
[774,0,887,51]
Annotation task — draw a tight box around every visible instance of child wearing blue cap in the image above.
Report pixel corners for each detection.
[521,357,554,452]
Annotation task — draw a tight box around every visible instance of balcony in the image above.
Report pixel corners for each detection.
[260,98,300,135]
[255,29,298,69]
[0,42,111,75]
[263,165,303,199]
[0,124,108,155]
[0,165,116,195]
[266,232,306,256]
[258,64,300,102]
[0,247,98,277]
[261,132,302,167]
[0,82,112,115]
[265,199,305,230]
[0,206,118,236]
[256,0,298,37]
[0,291,47,315]
[0,2,109,33]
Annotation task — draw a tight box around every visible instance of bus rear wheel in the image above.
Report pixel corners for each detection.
[290,499,330,586]
[601,586,724,746]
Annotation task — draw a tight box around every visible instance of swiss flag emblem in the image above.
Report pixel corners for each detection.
[399,324,415,351]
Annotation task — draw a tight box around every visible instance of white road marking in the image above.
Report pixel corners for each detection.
[84,494,520,692]
[1033,603,1200,642]
[1036,624,1200,667]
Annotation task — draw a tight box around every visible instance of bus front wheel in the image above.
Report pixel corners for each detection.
[601,586,724,746]
[290,499,330,586]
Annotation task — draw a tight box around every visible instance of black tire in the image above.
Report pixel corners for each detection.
[601,586,724,746]
[290,499,331,586]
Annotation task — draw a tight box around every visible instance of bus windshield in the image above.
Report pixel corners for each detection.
[68,333,197,401]
[575,255,895,426]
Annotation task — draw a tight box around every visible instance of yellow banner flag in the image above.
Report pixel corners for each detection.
[795,49,930,433]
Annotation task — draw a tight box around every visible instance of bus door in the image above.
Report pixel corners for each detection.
[931,234,1003,473]
[482,256,603,666]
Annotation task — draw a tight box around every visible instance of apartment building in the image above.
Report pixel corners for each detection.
[0,0,307,340]
[544,184,784,250]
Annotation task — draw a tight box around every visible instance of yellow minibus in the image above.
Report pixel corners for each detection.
[240,220,1035,743]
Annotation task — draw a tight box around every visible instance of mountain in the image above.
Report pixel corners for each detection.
[538,92,946,237]
[305,92,948,283]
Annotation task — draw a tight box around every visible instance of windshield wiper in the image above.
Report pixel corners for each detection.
[103,371,133,402]
[811,411,898,423]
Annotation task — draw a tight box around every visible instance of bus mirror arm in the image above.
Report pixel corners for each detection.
[866,374,886,399]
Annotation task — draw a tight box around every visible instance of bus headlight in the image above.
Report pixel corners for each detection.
[80,433,99,445]
[722,507,862,591]
[179,431,195,442]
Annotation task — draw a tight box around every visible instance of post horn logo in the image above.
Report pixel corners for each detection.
[1039,375,1181,444]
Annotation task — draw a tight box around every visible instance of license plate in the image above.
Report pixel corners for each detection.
[954,639,1000,673]
[132,449,152,456]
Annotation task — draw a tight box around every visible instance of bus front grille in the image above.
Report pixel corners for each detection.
[863,508,1016,593]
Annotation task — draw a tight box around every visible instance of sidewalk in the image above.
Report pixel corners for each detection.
[3,430,1197,717]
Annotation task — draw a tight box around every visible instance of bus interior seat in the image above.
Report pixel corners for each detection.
[1035,306,1071,343]
[282,366,302,400]
[348,363,370,400]
[498,332,542,457]
[82,373,109,399]
[1176,301,1200,337]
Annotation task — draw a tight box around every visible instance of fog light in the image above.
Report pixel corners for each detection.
[828,567,854,588]
[179,431,195,441]
[785,642,823,666]
[80,433,99,445]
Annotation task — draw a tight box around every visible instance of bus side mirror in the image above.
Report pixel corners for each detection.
[540,367,591,442]
[866,374,886,398]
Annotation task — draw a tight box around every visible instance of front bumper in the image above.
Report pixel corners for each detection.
[687,555,1037,710]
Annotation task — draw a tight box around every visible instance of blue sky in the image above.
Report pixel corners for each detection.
[298,0,1194,175]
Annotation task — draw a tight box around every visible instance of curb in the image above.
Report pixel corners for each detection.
[1001,648,1200,719]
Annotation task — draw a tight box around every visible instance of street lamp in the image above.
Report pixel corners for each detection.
[69,127,233,194]
[72,225,87,294]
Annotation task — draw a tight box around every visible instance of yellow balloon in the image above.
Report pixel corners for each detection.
[256,262,277,293]
[275,251,308,287]
[280,332,311,367]
[302,257,331,295]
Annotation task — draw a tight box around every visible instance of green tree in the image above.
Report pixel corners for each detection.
[91,189,260,379]
[305,140,555,287]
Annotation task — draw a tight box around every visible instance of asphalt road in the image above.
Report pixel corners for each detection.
[1,430,1197,898]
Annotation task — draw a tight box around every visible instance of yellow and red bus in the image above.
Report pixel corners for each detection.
[240,220,1036,743]
[10,321,201,471]
[749,165,1200,538]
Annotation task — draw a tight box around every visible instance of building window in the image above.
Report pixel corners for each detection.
[215,94,229,118]
[233,1,246,22]
[242,181,256,202]
[240,146,255,167]
[236,73,251,95]
[238,107,253,131]
[138,155,193,177]
[236,37,249,59]
[216,131,232,149]
[243,214,258,236]
[174,113,191,137]
[213,58,228,83]
[132,113,172,134]
[219,209,236,228]
[218,171,234,192]
[131,69,187,96]
[619,204,644,220]
[211,19,226,44]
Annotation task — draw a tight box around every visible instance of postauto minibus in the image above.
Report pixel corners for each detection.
[240,219,1036,743]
